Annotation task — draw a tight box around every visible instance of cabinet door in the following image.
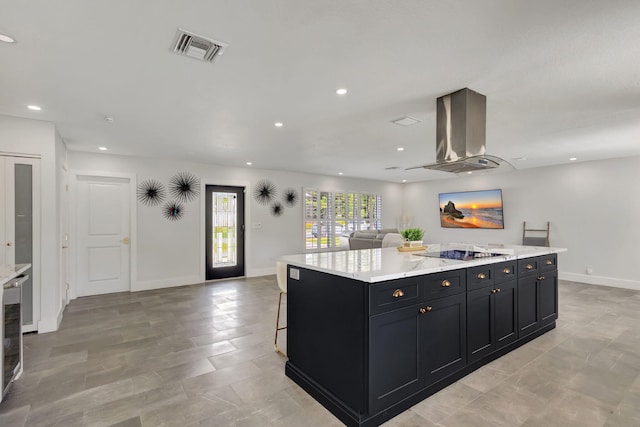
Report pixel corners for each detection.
[369,304,421,413]
[420,293,467,387]
[467,287,494,364]
[539,270,558,327]
[517,275,539,337]
[494,279,518,350]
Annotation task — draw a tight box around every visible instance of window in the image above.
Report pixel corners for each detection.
[304,188,382,251]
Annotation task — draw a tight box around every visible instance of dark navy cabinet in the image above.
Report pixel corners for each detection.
[369,271,467,413]
[518,255,558,338]
[286,254,559,427]
[369,304,421,413]
[467,261,518,364]
[420,292,467,386]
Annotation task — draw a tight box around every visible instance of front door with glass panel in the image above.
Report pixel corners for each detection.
[205,185,245,280]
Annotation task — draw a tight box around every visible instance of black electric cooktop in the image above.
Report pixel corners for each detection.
[414,250,503,261]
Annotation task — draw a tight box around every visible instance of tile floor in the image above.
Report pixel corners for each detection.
[0,277,639,426]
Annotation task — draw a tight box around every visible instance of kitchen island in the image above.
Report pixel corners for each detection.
[280,244,566,427]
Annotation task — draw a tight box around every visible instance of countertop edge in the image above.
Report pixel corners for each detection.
[281,246,566,283]
[0,264,31,286]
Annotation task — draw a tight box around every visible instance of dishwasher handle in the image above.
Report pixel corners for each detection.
[3,274,29,289]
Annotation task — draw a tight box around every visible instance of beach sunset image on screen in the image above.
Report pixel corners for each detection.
[439,189,504,229]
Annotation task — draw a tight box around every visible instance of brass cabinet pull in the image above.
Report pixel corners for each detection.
[538,276,545,281]
[477,272,486,280]
[502,268,511,274]
[392,289,405,298]
[546,260,553,265]
[496,288,501,293]
[490,289,497,294]
[526,264,534,270]
[419,307,426,314]
[426,306,432,312]
[441,280,451,287]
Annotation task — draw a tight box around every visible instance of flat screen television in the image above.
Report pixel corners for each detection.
[439,189,504,229]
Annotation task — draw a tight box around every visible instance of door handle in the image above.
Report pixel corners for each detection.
[121,237,130,244]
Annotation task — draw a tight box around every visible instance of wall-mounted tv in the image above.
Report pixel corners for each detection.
[439,189,504,229]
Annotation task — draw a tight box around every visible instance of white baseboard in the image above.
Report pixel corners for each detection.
[247,267,275,277]
[560,272,640,291]
[37,306,64,333]
[133,275,202,292]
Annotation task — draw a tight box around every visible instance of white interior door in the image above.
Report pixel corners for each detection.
[77,175,131,296]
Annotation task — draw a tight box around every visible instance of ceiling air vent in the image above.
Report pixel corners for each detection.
[392,116,422,126]
[172,29,228,63]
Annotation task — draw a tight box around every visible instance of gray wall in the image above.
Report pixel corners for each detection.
[67,151,404,291]
[403,156,640,289]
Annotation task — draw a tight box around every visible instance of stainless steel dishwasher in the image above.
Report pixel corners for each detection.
[2,274,28,401]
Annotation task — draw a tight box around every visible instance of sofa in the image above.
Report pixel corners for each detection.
[339,228,400,250]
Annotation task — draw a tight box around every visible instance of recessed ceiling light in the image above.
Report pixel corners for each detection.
[246,162,252,166]
[402,180,407,183]
[0,33,15,43]
[338,172,343,175]
[569,157,577,161]
[27,105,41,111]
[104,116,114,123]
[397,147,404,151]
[98,147,107,151]
[336,88,347,95]
[467,171,473,175]
[274,122,283,127]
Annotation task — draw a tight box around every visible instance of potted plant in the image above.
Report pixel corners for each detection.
[401,227,424,248]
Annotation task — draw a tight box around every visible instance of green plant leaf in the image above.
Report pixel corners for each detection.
[401,227,424,241]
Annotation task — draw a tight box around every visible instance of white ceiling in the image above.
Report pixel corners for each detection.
[1,1,639,182]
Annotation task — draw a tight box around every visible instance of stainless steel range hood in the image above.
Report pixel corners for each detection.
[408,88,513,174]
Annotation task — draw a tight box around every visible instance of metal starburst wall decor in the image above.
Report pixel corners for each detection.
[282,188,298,207]
[169,172,200,203]
[137,179,166,206]
[253,179,277,206]
[162,201,185,221]
[271,202,284,217]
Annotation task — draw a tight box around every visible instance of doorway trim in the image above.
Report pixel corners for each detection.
[69,170,137,300]
[200,179,250,282]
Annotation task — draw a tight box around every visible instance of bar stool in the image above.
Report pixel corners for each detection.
[274,261,287,357]
[382,232,405,248]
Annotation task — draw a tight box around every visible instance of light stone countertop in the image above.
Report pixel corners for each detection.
[280,243,567,283]
[0,264,31,287]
